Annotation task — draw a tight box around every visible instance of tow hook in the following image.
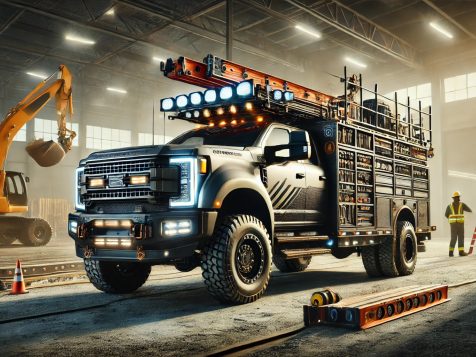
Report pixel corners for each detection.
[83,246,94,259]
[137,246,145,261]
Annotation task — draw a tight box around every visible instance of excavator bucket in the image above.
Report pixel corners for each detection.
[25,139,65,167]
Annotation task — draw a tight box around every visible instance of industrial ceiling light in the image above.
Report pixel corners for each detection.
[26,71,47,79]
[295,25,321,39]
[344,57,367,68]
[429,22,453,39]
[65,34,96,45]
[153,56,164,63]
[107,87,127,94]
[105,8,115,16]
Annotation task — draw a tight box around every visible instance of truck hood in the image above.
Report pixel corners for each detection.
[80,145,198,164]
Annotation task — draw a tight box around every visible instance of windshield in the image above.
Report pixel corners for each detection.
[170,122,266,147]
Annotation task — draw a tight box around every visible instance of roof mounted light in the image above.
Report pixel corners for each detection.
[284,91,294,101]
[219,86,233,100]
[204,89,217,103]
[236,80,253,96]
[273,90,283,101]
[190,92,203,106]
[160,97,175,111]
[176,95,188,108]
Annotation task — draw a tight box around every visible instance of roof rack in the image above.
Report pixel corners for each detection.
[161,54,432,150]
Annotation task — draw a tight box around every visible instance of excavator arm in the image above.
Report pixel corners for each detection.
[0,64,75,213]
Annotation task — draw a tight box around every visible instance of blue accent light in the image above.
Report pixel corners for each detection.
[190,92,203,106]
[236,81,253,96]
[160,98,175,111]
[273,90,283,101]
[204,89,217,103]
[326,239,334,247]
[176,95,188,108]
[284,91,295,101]
[219,86,233,100]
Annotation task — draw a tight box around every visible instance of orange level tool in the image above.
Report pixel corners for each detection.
[468,228,476,255]
[303,285,449,330]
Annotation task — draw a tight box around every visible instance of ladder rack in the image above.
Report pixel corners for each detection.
[161,54,334,108]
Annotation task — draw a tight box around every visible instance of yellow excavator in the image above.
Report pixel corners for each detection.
[0,65,76,246]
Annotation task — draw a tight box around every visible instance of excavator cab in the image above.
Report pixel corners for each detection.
[3,171,28,207]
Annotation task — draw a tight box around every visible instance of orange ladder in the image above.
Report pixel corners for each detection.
[161,54,334,107]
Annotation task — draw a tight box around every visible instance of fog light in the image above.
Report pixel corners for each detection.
[69,220,78,234]
[89,178,105,188]
[162,220,192,236]
[130,175,149,185]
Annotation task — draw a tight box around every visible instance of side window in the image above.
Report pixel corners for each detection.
[13,175,24,195]
[265,128,290,147]
[6,176,15,195]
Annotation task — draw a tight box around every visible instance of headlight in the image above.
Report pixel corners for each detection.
[75,167,85,211]
[170,157,198,207]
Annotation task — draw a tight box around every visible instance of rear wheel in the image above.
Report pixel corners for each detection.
[84,259,151,293]
[361,245,383,277]
[201,214,272,304]
[18,219,52,246]
[396,221,417,276]
[273,254,312,272]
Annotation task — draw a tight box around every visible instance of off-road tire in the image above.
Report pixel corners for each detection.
[84,259,151,293]
[201,214,272,304]
[273,254,311,272]
[361,245,383,277]
[378,235,400,277]
[396,221,417,276]
[18,219,52,246]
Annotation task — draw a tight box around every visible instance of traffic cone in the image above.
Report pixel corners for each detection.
[469,227,476,255]
[10,259,28,295]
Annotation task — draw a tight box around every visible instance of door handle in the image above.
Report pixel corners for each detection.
[296,173,306,179]
[319,176,327,181]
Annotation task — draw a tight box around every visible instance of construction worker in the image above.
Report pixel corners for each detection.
[445,191,472,256]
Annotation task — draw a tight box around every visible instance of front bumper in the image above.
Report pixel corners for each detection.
[68,210,217,263]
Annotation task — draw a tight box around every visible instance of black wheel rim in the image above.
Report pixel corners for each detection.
[235,233,265,284]
[403,232,415,263]
[114,263,139,277]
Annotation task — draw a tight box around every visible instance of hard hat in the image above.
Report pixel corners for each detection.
[452,191,461,198]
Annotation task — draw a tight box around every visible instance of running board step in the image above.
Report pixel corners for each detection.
[303,285,450,330]
[281,248,331,259]
[275,235,329,244]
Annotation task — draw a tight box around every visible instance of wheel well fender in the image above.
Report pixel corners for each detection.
[217,188,274,240]
[393,206,416,234]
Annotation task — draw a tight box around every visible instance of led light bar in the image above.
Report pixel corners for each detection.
[161,97,175,111]
[204,89,217,103]
[220,86,233,100]
[176,95,188,108]
[429,22,453,39]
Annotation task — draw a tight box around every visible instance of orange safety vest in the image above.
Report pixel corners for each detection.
[449,203,465,224]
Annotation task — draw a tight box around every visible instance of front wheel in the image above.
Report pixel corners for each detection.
[84,259,151,293]
[201,215,272,304]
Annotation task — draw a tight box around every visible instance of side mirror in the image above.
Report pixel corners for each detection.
[264,130,310,164]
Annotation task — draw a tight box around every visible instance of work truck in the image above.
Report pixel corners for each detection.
[69,54,434,304]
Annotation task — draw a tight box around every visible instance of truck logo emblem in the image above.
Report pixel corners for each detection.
[108,175,124,188]
[323,125,334,138]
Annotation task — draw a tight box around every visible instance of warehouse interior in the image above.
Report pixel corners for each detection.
[0,0,475,249]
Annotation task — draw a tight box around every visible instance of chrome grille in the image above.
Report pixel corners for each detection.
[85,159,153,175]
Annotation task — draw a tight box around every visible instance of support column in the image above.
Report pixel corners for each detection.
[226,0,233,61]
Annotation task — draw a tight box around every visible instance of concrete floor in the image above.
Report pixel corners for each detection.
[0,238,475,356]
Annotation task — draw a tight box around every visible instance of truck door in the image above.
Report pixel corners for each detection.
[262,126,307,223]
[302,138,327,225]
